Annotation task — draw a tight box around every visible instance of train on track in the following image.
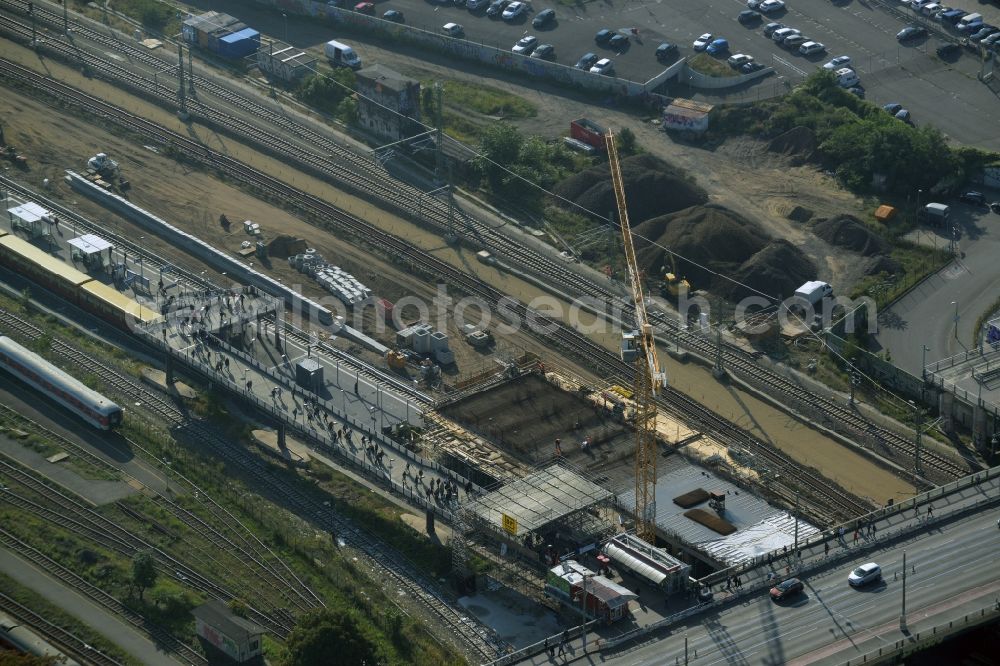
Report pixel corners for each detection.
[0,335,122,429]
[0,228,159,330]
[0,611,81,666]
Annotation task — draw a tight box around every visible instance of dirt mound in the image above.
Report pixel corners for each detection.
[267,235,308,259]
[813,215,887,256]
[553,153,707,224]
[634,204,767,286]
[728,240,817,300]
[786,205,814,223]
[767,126,816,160]
[865,254,901,276]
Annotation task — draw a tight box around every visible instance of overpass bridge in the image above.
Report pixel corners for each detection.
[504,466,1000,666]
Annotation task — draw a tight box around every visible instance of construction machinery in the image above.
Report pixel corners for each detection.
[609,131,667,543]
[661,272,690,300]
[87,152,119,178]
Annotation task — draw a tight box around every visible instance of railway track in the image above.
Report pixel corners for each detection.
[0,526,208,665]
[0,0,969,485]
[0,455,296,637]
[0,309,324,612]
[0,58,868,523]
[0,303,502,658]
[0,591,124,666]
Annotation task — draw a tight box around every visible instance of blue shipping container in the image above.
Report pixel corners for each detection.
[218,28,260,59]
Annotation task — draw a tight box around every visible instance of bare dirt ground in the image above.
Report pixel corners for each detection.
[440,374,631,469]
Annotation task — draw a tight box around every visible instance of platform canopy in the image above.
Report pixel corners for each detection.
[68,233,113,257]
[7,202,51,225]
[468,463,613,536]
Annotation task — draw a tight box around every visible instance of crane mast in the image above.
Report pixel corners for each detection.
[607,131,666,543]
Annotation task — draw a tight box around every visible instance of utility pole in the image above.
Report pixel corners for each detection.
[28,2,36,48]
[793,490,800,552]
[684,632,689,665]
[914,404,923,476]
[900,551,908,632]
[187,47,195,95]
[849,366,857,406]
[713,303,725,379]
[433,82,444,186]
[62,0,68,34]
[447,162,456,243]
[177,44,188,118]
[922,344,930,381]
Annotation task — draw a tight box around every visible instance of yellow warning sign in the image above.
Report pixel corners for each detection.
[501,513,518,536]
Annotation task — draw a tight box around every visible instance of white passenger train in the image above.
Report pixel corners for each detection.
[0,336,122,430]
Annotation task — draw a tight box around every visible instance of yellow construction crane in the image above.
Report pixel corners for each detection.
[608,131,667,543]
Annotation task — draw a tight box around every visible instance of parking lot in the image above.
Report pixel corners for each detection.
[355,0,999,148]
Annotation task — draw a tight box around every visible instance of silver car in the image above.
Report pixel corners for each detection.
[848,562,881,587]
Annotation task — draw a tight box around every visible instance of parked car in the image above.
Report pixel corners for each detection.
[354,2,375,14]
[741,61,766,73]
[693,33,714,51]
[897,25,928,41]
[936,42,961,57]
[486,0,510,18]
[596,28,614,44]
[921,3,943,17]
[382,9,404,23]
[656,42,678,61]
[848,562,881,587]
[824,55,852,70]
[895,108,912,122]
[502,1,526,21]
[728,53,754,68]
[466,0,490,9]
[983,32,1000,48]
[747,0,765,9]
[763,22,785,37]
[782,34,809,49]
[771,27,800,43]
[575,52,599,69]
[609,33,630,50]
[848,85,865,98]
[442,22,464,37]
[589,57,615,75]
[533,8,556,28]
[739,10,762,25]
[800,41,826,55]
[531,43,555,60]
[759,0,786,14]
[970,26,998,42]
[960,191,987,205]
[769,578,804,601]
[883,102,903,115]
[512,34,538,54]
[939,9,967,24]
[706,38,730,54]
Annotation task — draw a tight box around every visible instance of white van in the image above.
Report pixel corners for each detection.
[957,13,983,32]
[834,67,859,88]
[324,40,362,70]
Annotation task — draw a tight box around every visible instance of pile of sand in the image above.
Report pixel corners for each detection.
[267,235,308,259]
[729,239,818,300]
[634,204,816,301]
[812,215,888,257]
[553,154,707,223]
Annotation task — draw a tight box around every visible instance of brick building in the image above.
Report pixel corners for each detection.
[354,65,422,142]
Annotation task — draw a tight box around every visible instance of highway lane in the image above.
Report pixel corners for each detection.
[600,507,1000,665]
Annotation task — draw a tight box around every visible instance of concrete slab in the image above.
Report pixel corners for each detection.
[458,588,563,649]
[140,368,197,399]
[0,437,136,506]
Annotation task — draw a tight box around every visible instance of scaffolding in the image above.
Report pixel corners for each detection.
[452,461,619,597]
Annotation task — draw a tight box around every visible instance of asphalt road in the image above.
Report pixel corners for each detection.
[876,202,1000,375]
[533,500,1000,666]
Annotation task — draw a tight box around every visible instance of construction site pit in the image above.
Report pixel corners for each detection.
[440,373,644,489]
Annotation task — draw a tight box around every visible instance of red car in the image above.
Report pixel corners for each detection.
[769,577,804,601]
[354,2,376,14]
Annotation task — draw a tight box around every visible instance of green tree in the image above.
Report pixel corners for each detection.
[0,653,62,665]
[130,551,157,601]
[284,609,379,666]
[477,121,524,191]
[617,127,637,155]
[297,70,357,116]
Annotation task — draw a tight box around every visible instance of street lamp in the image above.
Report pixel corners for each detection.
[952,301,960,340]
[921,344,930,381]
[282,12,288,42]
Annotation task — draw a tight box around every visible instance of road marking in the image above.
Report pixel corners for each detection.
[773,55,808,75]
